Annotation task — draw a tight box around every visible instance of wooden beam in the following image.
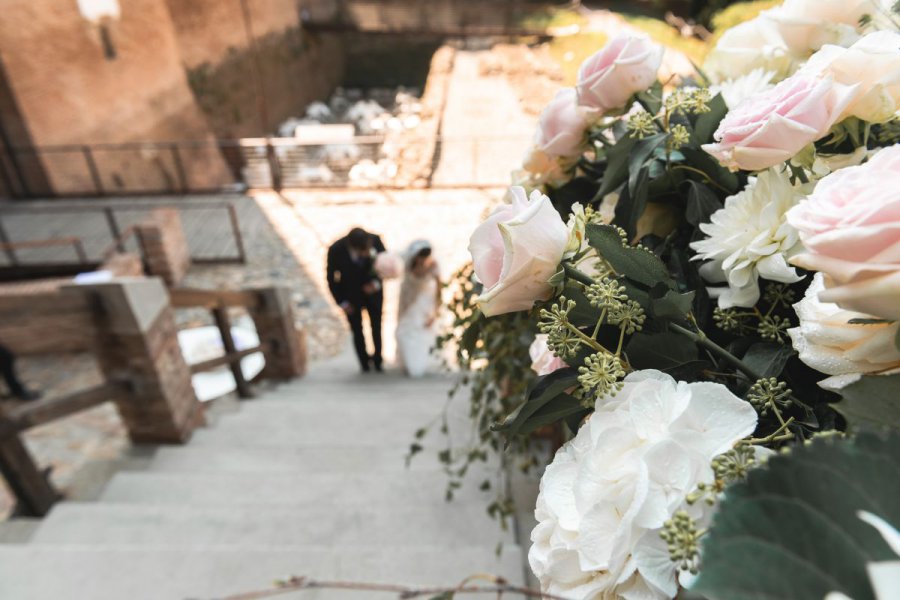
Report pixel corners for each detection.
[188,344,266,374]
[212,306,254,399]
[169,287,261,309]
[0,424,60,516]
[0,381,130,441]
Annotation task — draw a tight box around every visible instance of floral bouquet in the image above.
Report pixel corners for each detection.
[461,2,900,599]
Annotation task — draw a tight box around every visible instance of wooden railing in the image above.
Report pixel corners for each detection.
[0,236,89,265]
[0,381,131,516]
[0,279,305,517]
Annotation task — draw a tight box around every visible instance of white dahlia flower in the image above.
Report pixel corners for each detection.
[528,370,759,600]
[691,169,810,308]
[710,68,776,109]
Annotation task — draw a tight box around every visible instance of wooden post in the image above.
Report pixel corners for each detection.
[64,278,204,443]
[248,287,306,379]
[212,304,254,399]
[0,413,59,517]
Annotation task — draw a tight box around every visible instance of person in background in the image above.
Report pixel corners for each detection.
[395,240,441,378]
[0,343,41,401]
[326,227,386,373]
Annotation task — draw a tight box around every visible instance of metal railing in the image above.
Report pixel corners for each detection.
[0,135,533,199]
[0,202,246,269]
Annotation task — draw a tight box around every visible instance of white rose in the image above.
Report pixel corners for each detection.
[468,186,568,317]
[529,370,759,600]
[801,31,900,123]
[787,273,900,390]
[576,35,663,113]
[703,17,793,82]
[512,147,573,189]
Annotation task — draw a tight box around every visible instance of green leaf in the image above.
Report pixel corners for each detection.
[680,147,741,194]
[690,92,727,146]
[685,180,722,227]
[616,167,650,241]
[650,287,695,320]
[516,394,585,437]
[595,134,638,199]
[635,81,663,115]
[837,373,900,432]
[626,331,698,370]
[741,343,795,379]
[691,432,900,600]
[628,133,667,196]
[585,223,673,289]
[495,368,578,438]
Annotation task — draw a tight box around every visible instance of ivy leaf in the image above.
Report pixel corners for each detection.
[741,342,795,379]
[836,373,900,432]
[585,223,673,289]
[685,180,722,227]
[691,432,900,600]
[626,331,698,370]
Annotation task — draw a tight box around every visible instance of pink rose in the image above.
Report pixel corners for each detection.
[535,88,587,159]
[468,186,569,317]
[703,74,858,171]
[576,35,663,113]
[529,334,567,376]
[787,144,900,320]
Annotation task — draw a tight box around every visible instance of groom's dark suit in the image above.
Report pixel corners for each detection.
[327,232,386,370]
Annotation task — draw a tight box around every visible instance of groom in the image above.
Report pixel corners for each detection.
[327,227,386,372]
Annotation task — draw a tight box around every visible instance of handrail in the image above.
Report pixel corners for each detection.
[0,237,89,264]
[169,287,262,310]
[0,380,131,442]
[189,343,268,374]
[98,225,139,262]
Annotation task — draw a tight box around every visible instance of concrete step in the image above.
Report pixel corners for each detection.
[31,503,516,548]
[142,443,495,474]
[0,544,524,600]
[100,470,501,507]
[0,518,39,543]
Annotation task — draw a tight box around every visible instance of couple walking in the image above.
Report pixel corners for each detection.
[326,227,440,376]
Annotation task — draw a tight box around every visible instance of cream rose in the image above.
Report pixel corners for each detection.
[468,186,568,317]
[535,88,588,159]
[703,17,792,83]
[763,0,875,57]
[801,31,900,123]
[703,74,858,171]
[512,147,573,189]
[529,334,567,377]
[787,144,900,320]
[788,274,900,390]
[576,34,663,113]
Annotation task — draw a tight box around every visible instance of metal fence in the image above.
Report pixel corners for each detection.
[0,135,533,199]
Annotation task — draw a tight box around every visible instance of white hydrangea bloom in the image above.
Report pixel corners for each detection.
[529,370,758,600]
[691,169,810,308]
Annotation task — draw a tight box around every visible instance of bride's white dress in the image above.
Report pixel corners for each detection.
[396,264,439,378]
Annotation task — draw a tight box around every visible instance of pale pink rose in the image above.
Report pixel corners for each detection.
[535,88,587,159]
[512,147,573,189]
[468,186,568,317]
[576,35,663,113]
[703,74,858,171]
[786,144,900,320]
[529,334,567,376]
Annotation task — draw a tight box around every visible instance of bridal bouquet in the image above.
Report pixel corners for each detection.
[463,2,900,599]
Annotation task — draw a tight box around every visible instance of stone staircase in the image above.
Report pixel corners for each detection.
[0,351,526,599]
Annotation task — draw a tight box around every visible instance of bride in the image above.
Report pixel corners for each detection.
[396,240,441,378]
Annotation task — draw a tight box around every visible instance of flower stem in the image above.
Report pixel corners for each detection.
[742,417,795,445]
[591,308,607,340]
[564,263,596,286]
[669,165,731,193]
[670,322,766,382]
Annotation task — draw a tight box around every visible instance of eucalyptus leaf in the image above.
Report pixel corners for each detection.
[516,394,586,436]
[680,147,741,194]
[836,373,900,432]
[741,343,795,379]
[496,368,578,438]
[691,432,900,600]
[650,288,695,320]
[616,166,650,240]
[629,133,667,196]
